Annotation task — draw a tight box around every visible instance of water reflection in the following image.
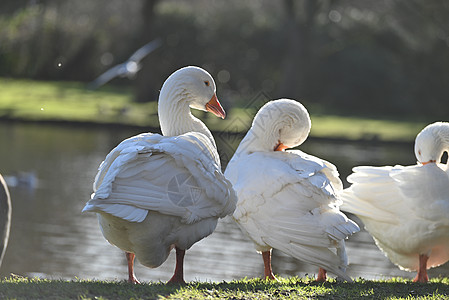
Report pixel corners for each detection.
[0,122,447,282]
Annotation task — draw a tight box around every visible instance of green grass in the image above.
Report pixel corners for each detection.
[309,115,426,142]
[1,276,449,299]
[0,78,427,142]
[0,78,159,128]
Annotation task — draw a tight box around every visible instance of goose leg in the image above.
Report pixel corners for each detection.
[413,254,429,283]
[316,268,327,282]
[168,247,186,284]
[126,252,140,284]
[262,250,277,280]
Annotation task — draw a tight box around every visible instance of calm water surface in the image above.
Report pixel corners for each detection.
[0,122,448,282]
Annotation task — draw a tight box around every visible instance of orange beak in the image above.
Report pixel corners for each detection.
[205,94,226,119]
[421,160,436,165]
[274,142,289,151]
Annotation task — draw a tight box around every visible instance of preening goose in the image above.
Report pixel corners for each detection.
[224,99,359,282]
[83,66,236,284]
[340,122,449,282]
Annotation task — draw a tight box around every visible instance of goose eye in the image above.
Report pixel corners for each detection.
[204,81,210,87]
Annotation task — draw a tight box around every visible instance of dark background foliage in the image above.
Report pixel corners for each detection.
[0,0,448,119]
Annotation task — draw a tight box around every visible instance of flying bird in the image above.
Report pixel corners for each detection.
[88,39,162,89]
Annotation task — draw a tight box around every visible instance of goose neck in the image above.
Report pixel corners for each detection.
[158,92,216,148]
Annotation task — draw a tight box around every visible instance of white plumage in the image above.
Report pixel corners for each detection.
[0,174,11,268]
[83,66,236,284]
[340,122,449,282]
[225,99,359,282]
[85,132,233,224]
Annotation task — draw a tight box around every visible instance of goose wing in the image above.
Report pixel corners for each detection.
[226,150,358,280]
[340,164,449,270]
[83,132,236,223]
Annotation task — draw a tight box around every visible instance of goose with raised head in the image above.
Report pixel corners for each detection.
[83,66,236,284]
[0,173,11,268]
[224,99,359,282]
[340,122,449,283]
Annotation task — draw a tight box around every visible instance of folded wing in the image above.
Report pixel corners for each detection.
[227,150,359,280]
[83,132,236,223]
[340,164,449,270]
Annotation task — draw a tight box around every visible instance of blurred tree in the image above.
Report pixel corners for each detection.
[389,0,449,118]
[135,0,160,103]
[278,0,324,99]
[0,0,448,119]
[0,0,45,15]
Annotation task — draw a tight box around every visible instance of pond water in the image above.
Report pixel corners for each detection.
[0,122,448,282]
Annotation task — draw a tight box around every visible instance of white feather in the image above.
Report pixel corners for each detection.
[225,99,359,281]
[83,132,235,223]
[82,66,236,276]
[340,122,449,272]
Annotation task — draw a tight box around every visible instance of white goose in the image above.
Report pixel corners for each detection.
[340,122,449,282]
[0,173,11,268]
[225,99,359,282]
[83,66,236,284]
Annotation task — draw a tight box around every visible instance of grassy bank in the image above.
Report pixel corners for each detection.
[0,78,428,142]
[1,276,449,300]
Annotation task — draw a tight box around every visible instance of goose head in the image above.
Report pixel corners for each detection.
[240,99,311,153]
[414,122,449,165]
[159,66,225,117]
[158,66,226,139]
